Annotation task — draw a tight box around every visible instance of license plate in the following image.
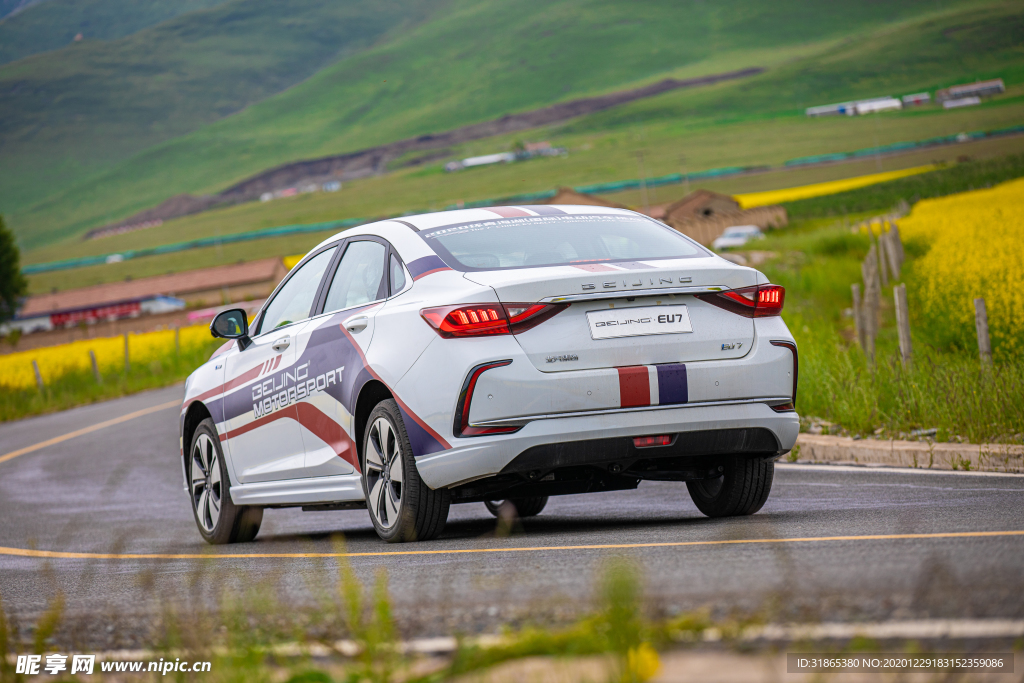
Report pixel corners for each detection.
[586,305,692,340]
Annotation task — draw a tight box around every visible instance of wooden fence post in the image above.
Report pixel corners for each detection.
[89,349,101,384]
[876,230,890,287]
[884,229,901,280]
[32,360,44,392]
[124,332,130,373]
[890,222,905,270]
[974,297,992,365]
[861,245,879,363]
[894,284,912,368]
[851,283,865,349]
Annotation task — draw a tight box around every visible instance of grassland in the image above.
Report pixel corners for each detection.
[0,0,437,225]
[8,0,1022,251]
[0,334,220,422]
[14,177,1024,440]
[753,209,1023,444]
[780,152,1024,220]
[0,0,228,65]
[22,105,1024,294]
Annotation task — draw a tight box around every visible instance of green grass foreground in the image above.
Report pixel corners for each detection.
[759,220,1024,444]
[0,554,680,683]
[3,547,1011,682]
[0,340,220,423]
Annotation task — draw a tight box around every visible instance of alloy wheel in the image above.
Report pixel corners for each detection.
[366,416,404,529]
[190,433,222,533]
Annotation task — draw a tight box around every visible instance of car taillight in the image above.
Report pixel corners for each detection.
[421,305,508,337]
[421,303,567,338]
[696,284,785,318]
[503,303,568,333]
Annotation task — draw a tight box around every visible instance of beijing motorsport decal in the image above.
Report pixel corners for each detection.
[251,362,345,419]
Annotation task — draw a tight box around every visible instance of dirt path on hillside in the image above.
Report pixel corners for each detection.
[94,67,763,235]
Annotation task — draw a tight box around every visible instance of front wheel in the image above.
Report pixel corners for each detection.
[362,399,450,542]
[189,418,263,544]
[686,456,774,517]
[484,497,548,518]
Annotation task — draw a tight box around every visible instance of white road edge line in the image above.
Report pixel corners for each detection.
[778,462,1024,478]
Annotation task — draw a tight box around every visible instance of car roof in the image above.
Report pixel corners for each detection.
[387,204,636,231]
[309,204,641,253]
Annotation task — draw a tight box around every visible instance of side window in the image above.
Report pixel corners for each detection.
[323,241,387,313]
[390,254,407,294]
[258,247,335,334]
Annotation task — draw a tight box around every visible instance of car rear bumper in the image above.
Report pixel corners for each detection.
[415,399,799,489]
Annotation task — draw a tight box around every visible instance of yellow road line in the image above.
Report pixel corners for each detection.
[1,530,1020,561]
[0,399,180,465]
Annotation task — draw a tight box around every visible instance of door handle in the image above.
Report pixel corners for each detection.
[272,336,291,352]
[344,315,369,333]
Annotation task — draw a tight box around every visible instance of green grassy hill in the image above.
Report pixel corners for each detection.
[0,0,44,20]
[6,0,1023,253]
[0,0,229,65]
[0,0,439,226]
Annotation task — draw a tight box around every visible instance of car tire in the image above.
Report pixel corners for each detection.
[189,418,263,544]
[484,497,548,518]
[362,399,450,542]
[686,456,774,517]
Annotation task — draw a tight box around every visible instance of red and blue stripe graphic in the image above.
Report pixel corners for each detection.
[616,363,687,408]
[201,304,449,468]
[406,255,451,281]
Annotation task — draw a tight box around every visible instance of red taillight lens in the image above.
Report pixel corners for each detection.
[504,302,568,334]
[633,435,673,448]
[421,303,567,338]
[696,284,785,318]
[421,305,509,337]
[756,285,784,316]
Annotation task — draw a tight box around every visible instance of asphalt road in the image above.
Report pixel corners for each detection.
[1,384,1023,647]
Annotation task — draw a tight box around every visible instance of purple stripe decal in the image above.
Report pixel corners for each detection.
[407,255,451,280]
[655,364,688,405]
[210,306,450,458]
[522,205,566,215]
[396,403,448,457]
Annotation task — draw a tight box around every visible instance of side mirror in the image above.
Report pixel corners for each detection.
[210,308,252,350]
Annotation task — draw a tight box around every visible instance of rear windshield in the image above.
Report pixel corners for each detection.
[419,213,706,271]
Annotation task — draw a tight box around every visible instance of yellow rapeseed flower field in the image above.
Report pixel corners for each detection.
[735,165,936,209]
[900,176,1024,353]
[0,325,213,390]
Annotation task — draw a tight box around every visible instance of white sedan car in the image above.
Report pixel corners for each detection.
[711,225,765,251]
[180,205,798,544]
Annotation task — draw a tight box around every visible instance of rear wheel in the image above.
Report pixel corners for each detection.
[362,399,450,542]
[484,497,548,518]
[189,418,263,544]
[686,456,774,517]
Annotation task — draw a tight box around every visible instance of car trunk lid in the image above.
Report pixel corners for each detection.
[464,257,757,372]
